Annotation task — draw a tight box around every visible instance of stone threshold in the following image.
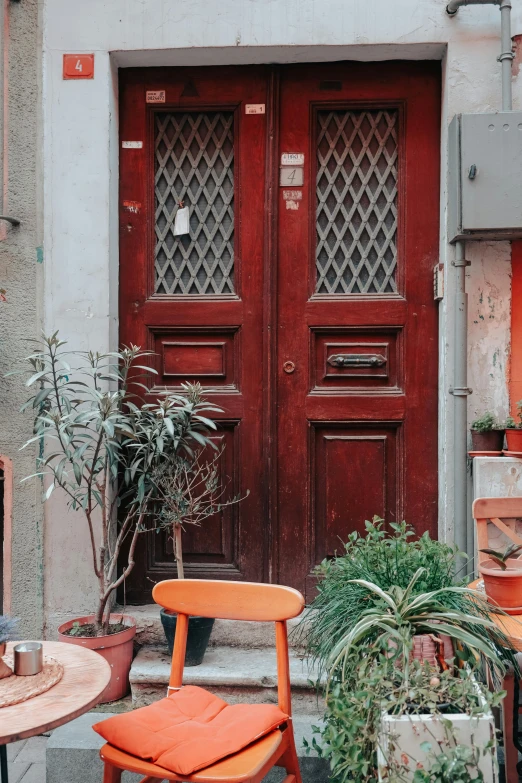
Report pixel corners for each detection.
[123,604,311,650]
[130,645,324,713]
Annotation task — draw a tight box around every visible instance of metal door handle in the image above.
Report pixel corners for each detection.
[283,361,296,374]
[327,353,386,368]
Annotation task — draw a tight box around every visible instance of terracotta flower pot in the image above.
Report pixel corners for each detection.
[412,633,454,668]
[470,429,505,452]
[506,428,522,452]
[479,558,522,614]
[57,613,136,702]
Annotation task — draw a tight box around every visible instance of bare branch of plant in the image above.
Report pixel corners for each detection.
[153,447,247,579]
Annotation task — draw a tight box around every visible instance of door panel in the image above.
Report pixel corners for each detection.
[119,62,440,602]
[119,67,269,601]
[275,63,440,598]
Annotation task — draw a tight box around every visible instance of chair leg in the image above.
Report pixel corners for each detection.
[502,670,519,783]
[102,762,122,783]
[280,730,303,783]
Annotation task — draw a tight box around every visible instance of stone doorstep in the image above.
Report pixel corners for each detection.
[124,604,310,650]
[130,646,325,715]
[46,712,329,783]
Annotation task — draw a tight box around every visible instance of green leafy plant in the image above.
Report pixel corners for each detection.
[470,412,497,433]
[305,644,502,783]
[153,447,246,579]
[298,518,514,675]
[412,744,486,783]
[16,333,221,635]
[301,521,515,782]
[479,542,522,570]
[506,401,522,429]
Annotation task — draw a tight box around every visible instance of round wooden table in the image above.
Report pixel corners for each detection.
[0,641,111,783]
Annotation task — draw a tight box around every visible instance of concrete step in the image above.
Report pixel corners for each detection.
[125,604,310,650]
[47,712,329,783]
[130,645,325,715]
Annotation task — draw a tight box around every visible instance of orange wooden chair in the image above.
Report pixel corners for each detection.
[474,496,522,569]
[99,580,305,783]
[473,497,522,783]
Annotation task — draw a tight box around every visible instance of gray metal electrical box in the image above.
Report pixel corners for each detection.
[448,111,522,242]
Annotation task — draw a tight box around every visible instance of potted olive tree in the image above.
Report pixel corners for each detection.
[153,448,245,665]
[505,401,522,453]
[18,334,219,700]
[469,411,504,454]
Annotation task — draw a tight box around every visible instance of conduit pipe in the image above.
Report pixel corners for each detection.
[447,0,500,14]
[446,0,513,558]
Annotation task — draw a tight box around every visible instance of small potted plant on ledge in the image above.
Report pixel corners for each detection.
[153,447,245,665]
[469,411,504,456]
[505,401,522,454]
[17,334,219,701]
[479,542,522,613]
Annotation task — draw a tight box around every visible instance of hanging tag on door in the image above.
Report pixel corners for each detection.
[173,202,190,237]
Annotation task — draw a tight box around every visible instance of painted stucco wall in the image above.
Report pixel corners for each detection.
[0,0,43,636]
[41,0,522,627]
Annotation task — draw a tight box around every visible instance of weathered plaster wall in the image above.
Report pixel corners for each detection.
[41,0,522,624]
[0,0,43,636]
[467,242,512,426]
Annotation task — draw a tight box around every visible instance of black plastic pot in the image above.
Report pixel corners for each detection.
[160,609,215,666]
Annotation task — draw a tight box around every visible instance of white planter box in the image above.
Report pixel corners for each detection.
[377,703,498,782]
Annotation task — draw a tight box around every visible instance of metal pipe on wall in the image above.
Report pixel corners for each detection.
[452,240,470,558]
[447,0,500,14]
[500,0,514,111]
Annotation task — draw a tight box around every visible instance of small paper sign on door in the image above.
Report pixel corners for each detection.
[245,104,265,115]
[280,167,304,187]
[146,90,166,104]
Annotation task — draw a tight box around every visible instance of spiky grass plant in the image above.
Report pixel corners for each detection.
[300,517,516,678]
[327,569,505,686]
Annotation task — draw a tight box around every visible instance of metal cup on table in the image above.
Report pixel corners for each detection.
[13,642,43,676]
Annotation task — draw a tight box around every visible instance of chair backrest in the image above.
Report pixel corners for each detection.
[152,579,305,716]
[473,497,522,565]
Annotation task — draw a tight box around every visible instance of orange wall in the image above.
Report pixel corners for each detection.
[511,242,522,414]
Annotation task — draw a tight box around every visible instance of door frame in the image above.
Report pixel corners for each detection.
[117,60,441,595]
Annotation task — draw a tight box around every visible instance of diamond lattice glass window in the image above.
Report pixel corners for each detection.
[316,110,398,295]
[154,112,235,295]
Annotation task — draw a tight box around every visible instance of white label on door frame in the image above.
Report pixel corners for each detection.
[146,90,166,104]
[245,104,265,115]
[281,153,305,166]
[280,167,304,187]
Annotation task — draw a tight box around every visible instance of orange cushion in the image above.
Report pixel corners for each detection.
[93,685,288,776]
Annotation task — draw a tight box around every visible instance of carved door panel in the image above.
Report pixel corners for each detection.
[119,67,269,601]
[275,63,440,598]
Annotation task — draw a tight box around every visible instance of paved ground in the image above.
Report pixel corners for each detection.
[7,736,47,782]
[4,733,516,782]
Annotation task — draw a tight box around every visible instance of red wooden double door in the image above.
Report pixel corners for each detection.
[120,62,440,602]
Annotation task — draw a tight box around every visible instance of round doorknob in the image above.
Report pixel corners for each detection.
[283,361,296,374]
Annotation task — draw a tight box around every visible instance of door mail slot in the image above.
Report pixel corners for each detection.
[327,353,387,368]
